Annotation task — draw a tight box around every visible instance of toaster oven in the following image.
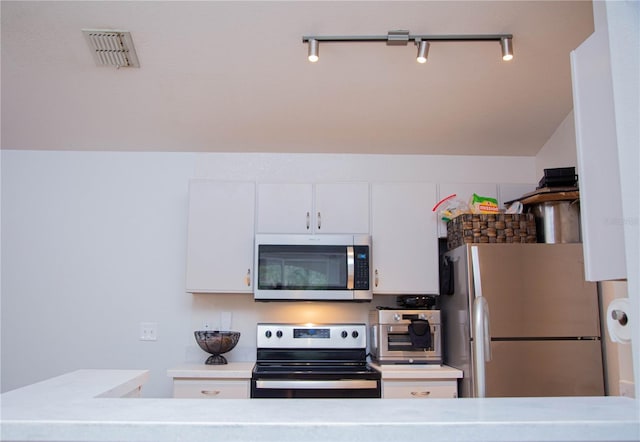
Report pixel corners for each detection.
[369,309,442,364]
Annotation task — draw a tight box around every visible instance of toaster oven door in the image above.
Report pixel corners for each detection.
[377,324,442,363]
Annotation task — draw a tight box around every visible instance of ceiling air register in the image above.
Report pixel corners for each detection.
[304,30,513,63]
[82,29,140,68]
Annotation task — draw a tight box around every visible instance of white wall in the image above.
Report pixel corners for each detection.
[535,111,578,179]
[1,150,536,397]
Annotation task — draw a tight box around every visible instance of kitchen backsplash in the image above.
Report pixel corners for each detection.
[187,293,398,364]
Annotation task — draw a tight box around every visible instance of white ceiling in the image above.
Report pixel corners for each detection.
[1,1,594,156]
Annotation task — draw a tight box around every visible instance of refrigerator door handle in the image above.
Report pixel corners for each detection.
[482,298,492,362]
[471,245,492,361]
[473,296,490,397]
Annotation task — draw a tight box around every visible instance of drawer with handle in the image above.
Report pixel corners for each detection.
[173,379,249,399]
[382,380,458,399]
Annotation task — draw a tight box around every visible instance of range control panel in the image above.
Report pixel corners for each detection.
[256,323,367,349]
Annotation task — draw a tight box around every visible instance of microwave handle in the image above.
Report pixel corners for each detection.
[346,246,354,289]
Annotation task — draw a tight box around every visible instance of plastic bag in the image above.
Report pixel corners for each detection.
[432,194,469,222]
[469,193,499,214]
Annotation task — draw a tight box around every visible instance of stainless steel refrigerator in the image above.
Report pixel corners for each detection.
[440,243,604,397]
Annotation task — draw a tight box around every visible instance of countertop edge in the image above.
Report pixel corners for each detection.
[1,369,639,442]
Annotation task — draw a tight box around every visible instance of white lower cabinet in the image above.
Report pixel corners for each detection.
[382,380,458,399]
[173,379,249,399]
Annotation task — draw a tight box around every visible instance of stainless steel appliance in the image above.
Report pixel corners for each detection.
[254,234,372,301]
[369,309,442,364]
[251,323,381,398]
[440,243,604,398]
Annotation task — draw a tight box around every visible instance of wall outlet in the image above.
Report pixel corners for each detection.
[139,322,158,341]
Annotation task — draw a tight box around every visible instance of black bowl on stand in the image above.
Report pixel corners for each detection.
[194,331,240,365]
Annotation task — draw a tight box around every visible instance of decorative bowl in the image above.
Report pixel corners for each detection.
[194,331,240,365]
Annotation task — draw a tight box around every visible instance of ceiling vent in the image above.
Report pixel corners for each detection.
[82,29,140,68]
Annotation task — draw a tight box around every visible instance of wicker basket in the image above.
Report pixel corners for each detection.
[446,213,537,250]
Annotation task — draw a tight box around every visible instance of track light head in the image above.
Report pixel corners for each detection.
[500,37,513,61]
[416,40,430,64]
[308,38,319,62]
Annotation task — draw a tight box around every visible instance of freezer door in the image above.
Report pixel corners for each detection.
[471,243,600,338]
[476,339,604,397]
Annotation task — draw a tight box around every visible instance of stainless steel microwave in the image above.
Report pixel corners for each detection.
[254,234,372,301]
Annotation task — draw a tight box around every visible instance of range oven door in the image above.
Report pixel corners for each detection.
[251,378,381,398]
[250,364,381,398]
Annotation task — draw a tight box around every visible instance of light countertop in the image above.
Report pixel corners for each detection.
[167,362,255,379]
[370,363,463,379]
[166,362,463,380]
[1,369,639,442]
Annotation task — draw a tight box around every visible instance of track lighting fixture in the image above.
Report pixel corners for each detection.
[303,31,513,64]
[500,36,514,61]
[416,40,430,64]
[308,38,319,63]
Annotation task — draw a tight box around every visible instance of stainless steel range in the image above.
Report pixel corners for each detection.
[251,323,381,398]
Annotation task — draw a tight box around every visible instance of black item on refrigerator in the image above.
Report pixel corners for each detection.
[537,167,578,189]
[439,255,454,295]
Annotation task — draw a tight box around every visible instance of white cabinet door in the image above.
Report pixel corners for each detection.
[382,380,458,399]
[571,27,626,281]
[314,182,369,234]
[257,182,369,234]
[256,183,313,233]
[436,183,498,238]
[173,379,249,399]
[185,180,255,293]
[371,182,439,294]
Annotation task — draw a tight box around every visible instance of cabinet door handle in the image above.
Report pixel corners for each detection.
[410,391,431,397]
[374,269,379,287]
[306,212,310,230]
[201,390,221,396]
[317,212,321,230]
[245,268,251,287]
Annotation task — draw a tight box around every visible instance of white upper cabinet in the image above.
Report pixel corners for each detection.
[256,183,313,233]
[436,183,498,238]
[371,182,439,294]
[571,23,626,281]
[185,180,256,293]
[256,182,369,234]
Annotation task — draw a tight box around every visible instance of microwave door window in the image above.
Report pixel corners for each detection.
[258,245,347,290]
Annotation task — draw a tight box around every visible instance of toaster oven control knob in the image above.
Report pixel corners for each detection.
[341,330,348,339]
[276,330,283,338]
[352,330,359,339]
[265,330,272,338]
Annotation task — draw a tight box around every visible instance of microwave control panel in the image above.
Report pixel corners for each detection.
[353,246,370,290]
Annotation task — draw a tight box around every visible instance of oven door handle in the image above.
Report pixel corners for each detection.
[255,380,378,390]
